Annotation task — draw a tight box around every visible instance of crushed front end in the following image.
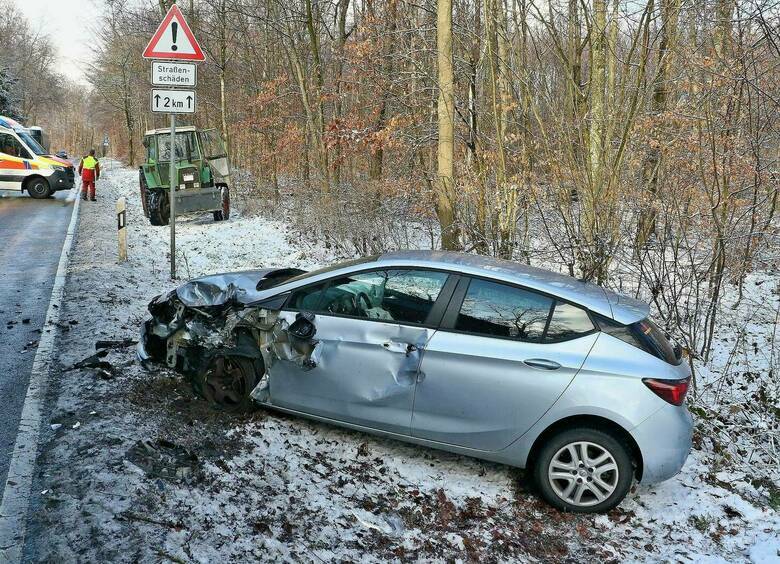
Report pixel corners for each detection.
[137,270,320,410]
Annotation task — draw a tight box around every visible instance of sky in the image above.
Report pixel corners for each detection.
[16,0,101,85]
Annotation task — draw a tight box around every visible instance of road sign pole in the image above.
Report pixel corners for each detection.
[144,3,204,281]
[169,113,176,279]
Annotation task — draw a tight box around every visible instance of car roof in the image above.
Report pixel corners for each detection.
[0,116,23,130]
[372,250,648,324]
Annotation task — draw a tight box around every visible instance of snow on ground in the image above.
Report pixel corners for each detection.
[24,163,780,562]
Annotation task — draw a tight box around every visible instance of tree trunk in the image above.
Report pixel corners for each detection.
[583,0,608,281]
[305,0,330,194]
[636,0,681,250]
[435,0,459,250]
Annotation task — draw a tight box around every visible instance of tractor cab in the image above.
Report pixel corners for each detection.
[139,126,231,226]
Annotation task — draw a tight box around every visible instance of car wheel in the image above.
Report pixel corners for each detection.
[533,428,633,513]
[197,355,259,412]
[27,178,51,199]
[139,169,150,218]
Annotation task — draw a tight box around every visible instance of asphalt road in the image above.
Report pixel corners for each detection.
[0,188,75,491]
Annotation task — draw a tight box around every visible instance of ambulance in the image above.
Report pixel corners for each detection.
[0,116,75,198]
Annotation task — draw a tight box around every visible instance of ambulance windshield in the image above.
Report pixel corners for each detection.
[17,131,46,155]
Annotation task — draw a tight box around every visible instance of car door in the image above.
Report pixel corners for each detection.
[411,276,599,451]
[0,132,32,190]
[266,268,455,436]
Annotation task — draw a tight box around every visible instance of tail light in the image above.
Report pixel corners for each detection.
[642,377,690,406]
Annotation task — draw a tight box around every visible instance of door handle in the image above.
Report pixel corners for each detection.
[523,358,561,371]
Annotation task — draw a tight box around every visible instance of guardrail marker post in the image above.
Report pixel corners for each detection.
[116,196,127,261]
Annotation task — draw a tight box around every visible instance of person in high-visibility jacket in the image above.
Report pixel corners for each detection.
[78,149,101,201]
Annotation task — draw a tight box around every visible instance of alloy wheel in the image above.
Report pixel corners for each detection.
[547,441,619,507]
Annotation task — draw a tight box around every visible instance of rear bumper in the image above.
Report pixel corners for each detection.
[631,403,693,483]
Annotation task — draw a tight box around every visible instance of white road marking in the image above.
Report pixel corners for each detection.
[0,187,81,563]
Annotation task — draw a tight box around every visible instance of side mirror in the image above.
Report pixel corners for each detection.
[288,312,316,341]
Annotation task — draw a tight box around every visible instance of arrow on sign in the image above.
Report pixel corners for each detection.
[154,94,161,106]
[143,5,205,61]
[186,95,193,108]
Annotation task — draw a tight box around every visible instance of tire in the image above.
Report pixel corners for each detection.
[194,354,260,413]
[139,169,150,218]
[26,177,51,199]
[533,427,634,513]
[213,185,230,221]
[148,190,170,226]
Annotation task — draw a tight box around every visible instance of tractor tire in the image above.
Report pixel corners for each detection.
[148,190,170,226]
[26,177,52,199]
[139,169,150,218]
[213,185,230,221]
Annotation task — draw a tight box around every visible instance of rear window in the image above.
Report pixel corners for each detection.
[597,315,681,365]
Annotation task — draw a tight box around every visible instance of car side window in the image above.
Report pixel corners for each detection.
[0,133,29,159]
[545,301,594,341]
[287,269,449,325]
[455,278,553,341]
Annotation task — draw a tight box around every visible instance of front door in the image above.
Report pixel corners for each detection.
[412,277,599,451]
[0,132,33,190]
[267,268,452,436]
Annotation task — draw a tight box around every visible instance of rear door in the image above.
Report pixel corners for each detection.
[411,276,599,451]
[267,268,455,435]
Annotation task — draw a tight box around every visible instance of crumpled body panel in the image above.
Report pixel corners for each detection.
[139,283,432,438]
[261,312,433,436]
[175,268,305,307]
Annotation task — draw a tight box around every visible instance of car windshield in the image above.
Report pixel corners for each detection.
[17,130,46,155]
[266,256,381,289]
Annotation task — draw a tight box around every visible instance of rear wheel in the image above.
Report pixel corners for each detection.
[196,354,259,412]
[26,178,51,199]
[139,169,150,218]
[533,428,633,513]
[148,189,170,226]
[213,185,230,221]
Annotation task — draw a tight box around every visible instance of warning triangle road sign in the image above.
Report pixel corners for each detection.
[143,4,205,61]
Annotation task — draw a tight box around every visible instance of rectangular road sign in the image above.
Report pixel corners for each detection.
[151,61,197,87]
[150,89,196,114]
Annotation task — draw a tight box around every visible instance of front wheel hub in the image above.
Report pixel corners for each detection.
[200,355,256,411]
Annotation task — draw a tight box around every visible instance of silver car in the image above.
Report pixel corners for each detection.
[138,250,693,512]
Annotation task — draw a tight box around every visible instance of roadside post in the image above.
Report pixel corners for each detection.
[143,4,205,279]
[116,197,127,262]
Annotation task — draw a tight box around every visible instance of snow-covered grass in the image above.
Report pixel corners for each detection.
[27,163,779,562]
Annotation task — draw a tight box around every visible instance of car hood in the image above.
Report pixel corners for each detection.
[175,268,303,307]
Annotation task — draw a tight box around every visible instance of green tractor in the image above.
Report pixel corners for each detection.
[139,126,231,226]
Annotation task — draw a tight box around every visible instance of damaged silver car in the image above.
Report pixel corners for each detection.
[138,250,693,512]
